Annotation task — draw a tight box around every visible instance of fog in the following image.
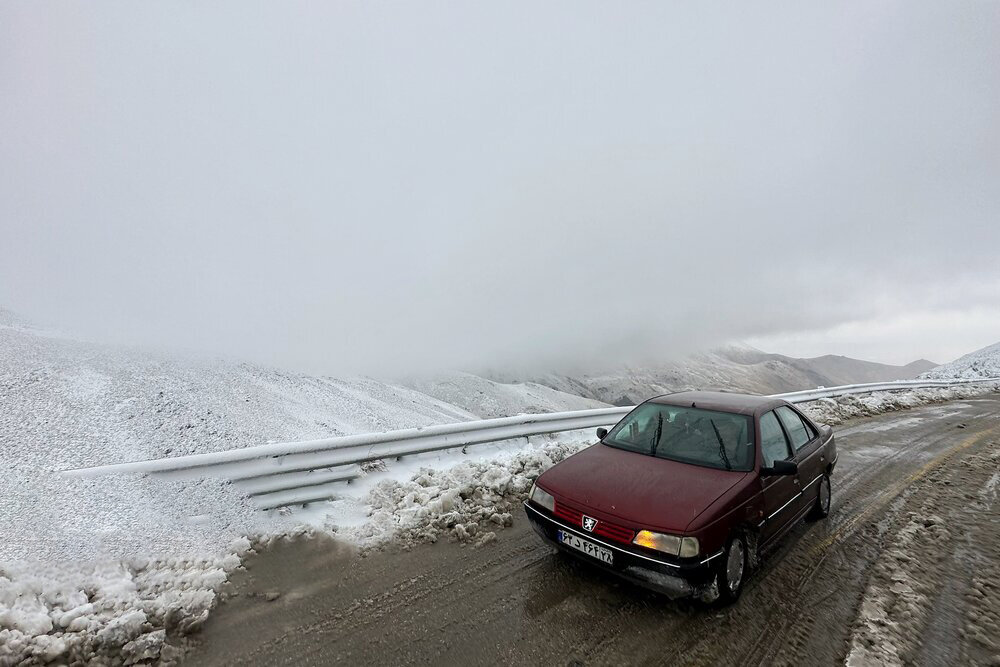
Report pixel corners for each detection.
[2,2,999,375]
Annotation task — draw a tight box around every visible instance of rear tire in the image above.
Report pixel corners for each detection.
[810,473,832,519]
[714,534,747,605]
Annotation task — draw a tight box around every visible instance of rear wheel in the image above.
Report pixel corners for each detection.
[810,473,832,519]
[714,534,746,604]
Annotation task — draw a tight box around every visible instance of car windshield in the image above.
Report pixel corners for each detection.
[602,403,754,471]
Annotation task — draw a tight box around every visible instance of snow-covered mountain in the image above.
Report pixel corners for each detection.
[919,341,1000,380]
[490,345,937,406]
[0,312,605,472]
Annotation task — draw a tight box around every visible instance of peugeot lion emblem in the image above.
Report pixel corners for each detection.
[582,515,598,532]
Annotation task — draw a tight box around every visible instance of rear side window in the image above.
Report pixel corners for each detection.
[760,411,792,467]
[776,406,813,451]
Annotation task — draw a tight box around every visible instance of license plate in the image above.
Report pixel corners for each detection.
[557,530,613,565]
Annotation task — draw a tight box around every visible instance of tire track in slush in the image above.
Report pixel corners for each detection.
[742,424,999,667]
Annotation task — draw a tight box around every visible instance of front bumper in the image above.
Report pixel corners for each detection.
[523,501,719,599]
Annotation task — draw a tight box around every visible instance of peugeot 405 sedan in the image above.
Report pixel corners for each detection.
[524,391,836,603]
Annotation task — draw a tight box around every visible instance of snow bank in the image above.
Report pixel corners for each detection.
[0,537,252,666]
[797,383,1000,426]
[349,436,590,548]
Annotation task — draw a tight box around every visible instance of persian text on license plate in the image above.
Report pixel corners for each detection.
[558,530,613,565]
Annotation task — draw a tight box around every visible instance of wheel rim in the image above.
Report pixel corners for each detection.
[726,540,744,593]
[820,476,831,512]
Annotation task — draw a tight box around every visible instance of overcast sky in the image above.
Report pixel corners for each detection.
[2,1,998,375]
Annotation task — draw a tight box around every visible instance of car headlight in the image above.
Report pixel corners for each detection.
[633,530,699,557]
[529,482,555,513]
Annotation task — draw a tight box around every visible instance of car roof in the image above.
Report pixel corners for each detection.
[647,390,786,417]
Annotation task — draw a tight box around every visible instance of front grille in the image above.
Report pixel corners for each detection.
[553,502,583,525]
[553,501,635,545]
[594,521,636,544]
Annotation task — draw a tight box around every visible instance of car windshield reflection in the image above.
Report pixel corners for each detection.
[603,403,754,472]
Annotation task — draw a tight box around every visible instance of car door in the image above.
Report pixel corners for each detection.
[758,410,800,544]
[775,405,824,514]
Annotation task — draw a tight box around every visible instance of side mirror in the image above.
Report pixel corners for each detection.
[763,459,798,476]
[596,427,608,440]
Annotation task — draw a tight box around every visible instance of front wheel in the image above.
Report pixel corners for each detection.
[713,534,747,605]
[810,473,832,519]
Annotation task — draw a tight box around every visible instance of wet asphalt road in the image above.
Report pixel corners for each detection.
[185,396,1000,666]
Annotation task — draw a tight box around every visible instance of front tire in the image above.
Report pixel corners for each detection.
[714,534,747,604]
[810,473,832,519]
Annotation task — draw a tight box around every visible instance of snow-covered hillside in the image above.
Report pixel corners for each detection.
[0,311,607,665]
[401,371,607,418]
[919,341,1000,380]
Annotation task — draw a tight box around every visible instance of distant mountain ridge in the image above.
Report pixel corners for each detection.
[716,347,938,387]
[487,345,939,406]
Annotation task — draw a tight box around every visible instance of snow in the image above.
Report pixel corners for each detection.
[919,340,1000,380]
[401,371,609,418]
[0,537,255,665]
[346,433,591,547]
[797,383,1000,426]
[2,308,997,665]
[0,314,608,665]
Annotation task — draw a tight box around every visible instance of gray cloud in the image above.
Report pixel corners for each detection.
[2,1,998,375]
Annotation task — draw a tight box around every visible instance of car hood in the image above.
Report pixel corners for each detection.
[537,443,748,533]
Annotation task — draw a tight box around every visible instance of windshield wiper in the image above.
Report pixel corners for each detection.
[649,412,664,456]
[710,419,732,471]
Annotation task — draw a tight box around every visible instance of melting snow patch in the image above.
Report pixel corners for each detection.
[0,536,254,666]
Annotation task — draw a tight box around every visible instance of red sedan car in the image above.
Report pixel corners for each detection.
[524,391,836,603]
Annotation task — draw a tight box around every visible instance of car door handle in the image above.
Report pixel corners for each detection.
[793,478,800,485]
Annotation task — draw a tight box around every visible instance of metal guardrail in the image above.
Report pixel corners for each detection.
[61,377,1000,510]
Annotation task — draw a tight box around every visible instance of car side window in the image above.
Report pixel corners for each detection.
[801,416,817,440]
[776,406,812,451]
[760,411,792,467]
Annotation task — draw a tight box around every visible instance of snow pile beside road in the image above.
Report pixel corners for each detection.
[0,538,252,666]
[919,340,1000,381]
[798,383,1000,426]
[343,435,592,549]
